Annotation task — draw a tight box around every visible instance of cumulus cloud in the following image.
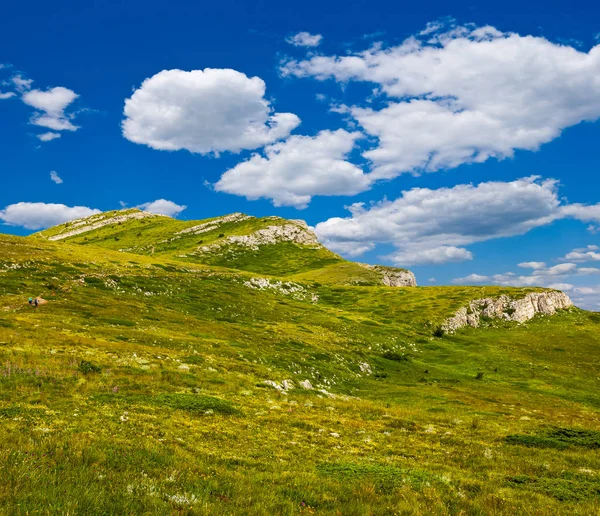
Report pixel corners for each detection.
[315,176,566,265]
[0,91,15,99]
[286,32,323,47]
[215,129,369,208]
[37,132,61,142]
[137,199,186,217]
[282,22,600,179]
[0,202,100,230]
[22,86,79,131]
[562,245,600,262]
[50,171,63,184]
[122,68,300,155]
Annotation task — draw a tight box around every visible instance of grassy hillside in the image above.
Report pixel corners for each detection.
[33,210,410,284]
[1,229,599,515]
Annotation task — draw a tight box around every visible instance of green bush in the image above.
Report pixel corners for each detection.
[79,360,102,375]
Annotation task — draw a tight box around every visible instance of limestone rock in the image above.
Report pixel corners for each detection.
[196,223,321,254]
[442,291,573,332]
[358,264,417,287]
[47,210,163,241]
[176,213,252,236]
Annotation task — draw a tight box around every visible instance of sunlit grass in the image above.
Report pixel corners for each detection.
[0,232,599,514]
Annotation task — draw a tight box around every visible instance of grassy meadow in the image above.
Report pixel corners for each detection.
[1,223,599,514]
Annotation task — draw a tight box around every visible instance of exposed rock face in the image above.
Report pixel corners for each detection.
[196,223,321,254]
[176,213,252,236]
[358,264,417,287]
[47,211,162,241]
[442,291,573,332]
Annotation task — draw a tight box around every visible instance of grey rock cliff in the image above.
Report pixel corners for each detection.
[442,291,573,332]
[358,264,417,287]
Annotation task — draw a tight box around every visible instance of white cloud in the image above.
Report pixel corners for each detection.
[137,199,186,217]
[215,129,369,208]
[0,91,15,99]
[518,261,547,269]
[286,32,323,47]
[562,245,600,262]
[322,240,374,257]
[315,176,564,265]
[547,283,574,291]
[578,267,600,275]
[428,277,437,283]
[50,171,63,184]
[573,286,600,295]
[22,86,79,131]
[452,273,489,284]
[544,263,578,276]
[0,202,100,230]
[122,68,300,155]
[37,132,61,142]
[389,246,473,266]
[12,75,33,92]
[283,23,600,179]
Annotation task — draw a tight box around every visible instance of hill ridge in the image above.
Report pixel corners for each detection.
[34,209,418,286]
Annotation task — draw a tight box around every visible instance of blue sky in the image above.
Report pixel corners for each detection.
[1,0,600,309]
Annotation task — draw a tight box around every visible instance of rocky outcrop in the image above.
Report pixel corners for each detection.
[46,210,163,241]
[244,277,319,303]
[358,264,417,287]
[176,213,252,236]
[442,291,573,332]
[195,223,321,254]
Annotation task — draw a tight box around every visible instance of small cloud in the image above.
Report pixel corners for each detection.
[119,201,128,208]
[315,93,327,102]
[518,261,546,269]
[0,91,15,100]
[50,171,63,184]
[38,132,61,142]
[286,32,323,47]
[12,74,33,92]
[547,283,574,291]
[452,273,489,284]
[22,86,80,131]
[428,277,436,283]
[137,199,186,217]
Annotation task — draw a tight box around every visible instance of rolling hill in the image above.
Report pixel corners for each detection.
[0,211,599,515]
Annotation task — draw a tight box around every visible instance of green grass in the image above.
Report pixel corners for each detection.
[1,226,599,515]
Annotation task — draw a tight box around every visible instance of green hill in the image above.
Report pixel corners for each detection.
[1,213,599,515]
[34,209,414,285]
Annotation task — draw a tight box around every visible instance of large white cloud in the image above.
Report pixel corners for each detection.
[0,202,100,230]
[315,177,562,265]
[137,199,186,217]
[214,129,369,208]
[122,68,300,155]
[282,22,600,179]
[22,86,79,131]
[314,176,600,266]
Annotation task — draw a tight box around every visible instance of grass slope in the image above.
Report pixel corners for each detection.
[1,232,599,515]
